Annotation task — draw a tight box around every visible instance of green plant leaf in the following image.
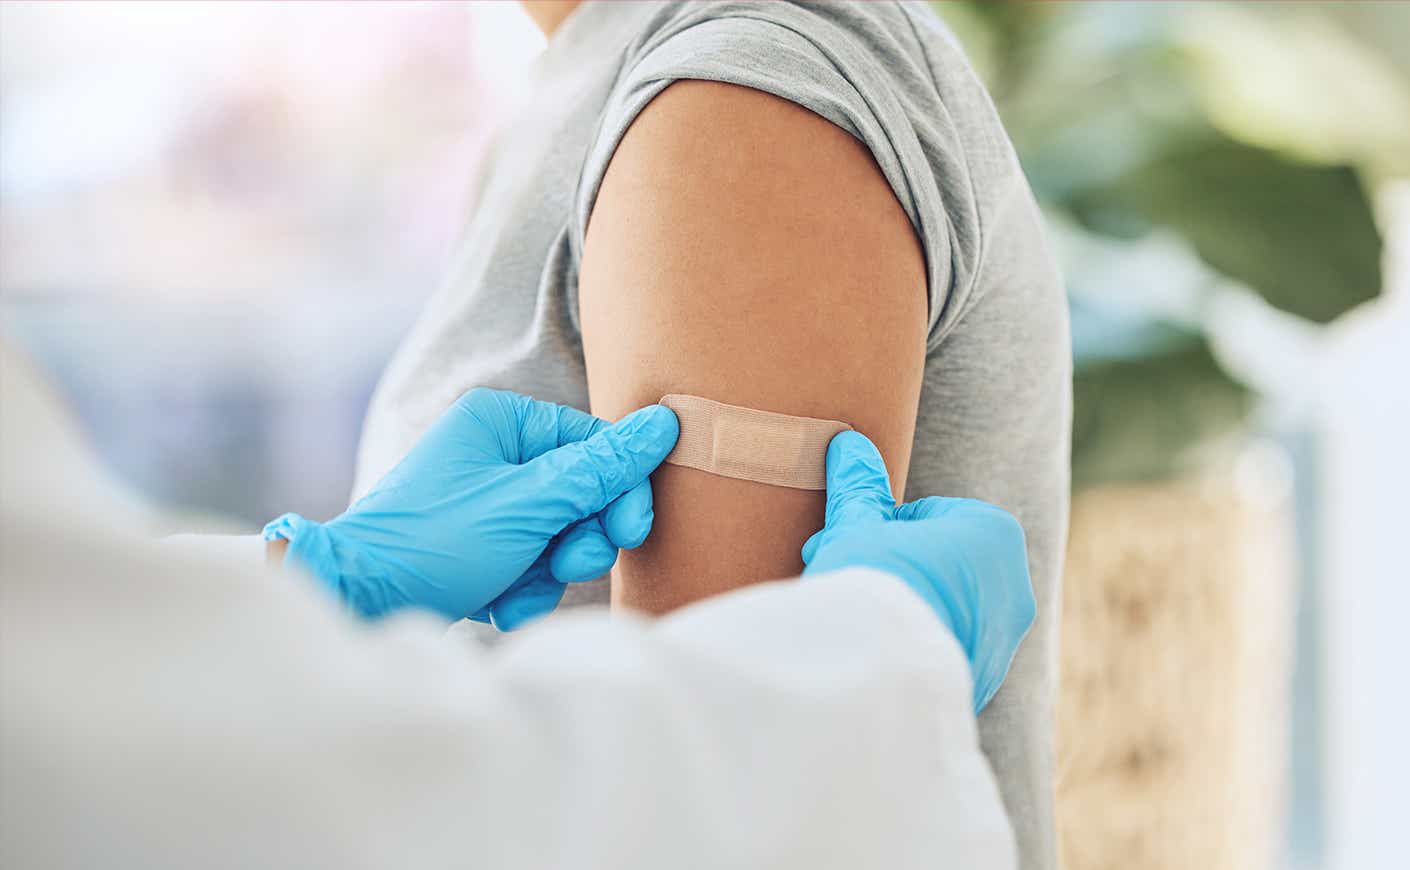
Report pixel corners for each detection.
[1072,333,1252,488]
[1068,138,1382,323]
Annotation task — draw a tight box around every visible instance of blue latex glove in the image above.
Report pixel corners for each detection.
[801,431,1036,713]
[264,388,679,629]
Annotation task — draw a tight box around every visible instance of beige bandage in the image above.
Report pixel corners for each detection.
[658,394,851,490]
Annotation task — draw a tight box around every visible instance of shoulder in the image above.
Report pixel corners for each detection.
[621,1,982,92]
[601,78,884,198]
[584,76,925,309]
[578,0,1046,346]
[631,1,948,57]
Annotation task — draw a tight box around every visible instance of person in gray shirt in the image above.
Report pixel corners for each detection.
[354,3,1069,867]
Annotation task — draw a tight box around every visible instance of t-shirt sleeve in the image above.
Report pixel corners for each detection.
[569,7,961,348]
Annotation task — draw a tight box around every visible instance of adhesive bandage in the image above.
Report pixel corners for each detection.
[658,394,851,490]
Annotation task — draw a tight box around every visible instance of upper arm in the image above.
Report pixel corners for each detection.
[579,81,928,613]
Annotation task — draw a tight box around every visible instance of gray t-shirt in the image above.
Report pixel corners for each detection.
[354,3,1070,867]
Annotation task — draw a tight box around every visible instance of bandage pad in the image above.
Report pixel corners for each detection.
[658,394,851,490]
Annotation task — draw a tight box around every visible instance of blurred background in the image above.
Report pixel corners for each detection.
[1,2,1406,869]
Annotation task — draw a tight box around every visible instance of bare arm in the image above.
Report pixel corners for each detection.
[579,81,928,613]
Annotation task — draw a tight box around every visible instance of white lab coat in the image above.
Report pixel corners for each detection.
[0,348,1015,869]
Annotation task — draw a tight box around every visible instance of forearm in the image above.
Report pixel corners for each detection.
[161,532,267,570]
[545,572,1010,867]
[161,534,296,578]
[20,512,1013,867]
[446,568,1012,867]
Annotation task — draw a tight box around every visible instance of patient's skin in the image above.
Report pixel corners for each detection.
[614,467,827,613]
[520,1,579,37]
[578,81,927,614]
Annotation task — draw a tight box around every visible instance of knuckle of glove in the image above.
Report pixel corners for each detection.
[548,439,618,511]
[826,489,889,523]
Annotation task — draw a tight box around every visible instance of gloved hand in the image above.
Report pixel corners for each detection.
[264,388,678,629]
[801,431,1036,713]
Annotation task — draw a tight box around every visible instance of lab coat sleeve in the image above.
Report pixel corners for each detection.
[2,517,1015,870]
[163,532,266,568]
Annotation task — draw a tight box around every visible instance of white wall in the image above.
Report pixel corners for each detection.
[1319,183,1410,870]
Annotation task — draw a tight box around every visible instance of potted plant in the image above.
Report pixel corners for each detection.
[933,3,1406,867]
